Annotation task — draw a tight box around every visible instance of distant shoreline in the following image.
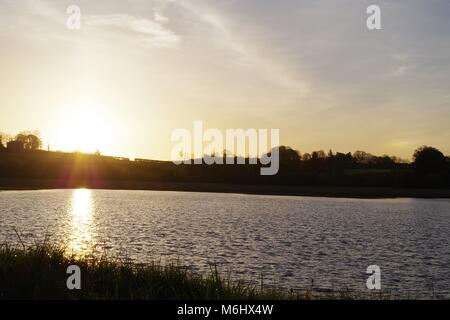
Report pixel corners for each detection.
[1,180,450,199]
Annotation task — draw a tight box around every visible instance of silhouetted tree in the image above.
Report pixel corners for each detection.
[376,155,396,168]
[302,153,312,161]
[328,149,334,158]
[413,146,446,174]
[333,152,353,168]
[311,150,326,161]
[353,150,375,164]
[14,131,42,150]
[278,146,301,163]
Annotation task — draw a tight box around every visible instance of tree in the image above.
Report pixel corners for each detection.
[333,152,353,169]
[353,150,374,164]
[413,146,446,174]
[302,153,312,161]
[278,146,301,163]
[311,150,326,161]
[14,131,42,150]
[376,155,395,168]
[328,149,334,158]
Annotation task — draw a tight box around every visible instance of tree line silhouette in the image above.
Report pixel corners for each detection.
[0,130,449,189]
[0,131,42,152]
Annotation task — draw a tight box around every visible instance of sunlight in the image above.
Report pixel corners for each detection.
[52,99,113,154]
[72,188,92,218]
[67,189,95,256]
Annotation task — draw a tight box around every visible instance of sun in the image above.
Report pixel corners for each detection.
[50,99,114,154]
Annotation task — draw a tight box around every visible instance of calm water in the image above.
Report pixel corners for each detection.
[0,189,449,298]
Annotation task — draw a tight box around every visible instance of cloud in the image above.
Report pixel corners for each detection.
[0,1,181,49]
[154,12,169,23]
[86,13,181,49]
[173,0,309,95]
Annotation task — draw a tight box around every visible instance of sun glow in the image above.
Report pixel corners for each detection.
[50,99,115,154]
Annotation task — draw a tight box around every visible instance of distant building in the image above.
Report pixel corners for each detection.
[7,140,25,152]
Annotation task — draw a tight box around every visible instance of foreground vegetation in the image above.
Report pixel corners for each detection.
[0,243,385,300]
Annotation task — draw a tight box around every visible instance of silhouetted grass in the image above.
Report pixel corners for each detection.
[0,243,386,300]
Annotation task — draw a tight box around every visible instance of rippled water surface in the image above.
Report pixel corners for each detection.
[0,189,449,298]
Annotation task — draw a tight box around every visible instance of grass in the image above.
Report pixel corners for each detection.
[0,242,388,300]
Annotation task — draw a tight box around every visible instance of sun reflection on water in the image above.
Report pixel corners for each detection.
[67,189,95,256]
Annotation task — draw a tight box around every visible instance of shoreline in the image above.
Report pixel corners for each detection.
[1,181,450,199]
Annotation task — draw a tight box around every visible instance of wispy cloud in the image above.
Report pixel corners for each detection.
[174,0,309,94]
[0,1,181,49]
[86,13,181,49]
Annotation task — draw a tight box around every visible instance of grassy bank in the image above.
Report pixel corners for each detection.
[0,243,368,300]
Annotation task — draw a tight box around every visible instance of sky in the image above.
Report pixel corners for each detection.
[0,0,449,160]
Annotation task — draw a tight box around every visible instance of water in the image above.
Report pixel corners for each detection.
[0,189,449,298]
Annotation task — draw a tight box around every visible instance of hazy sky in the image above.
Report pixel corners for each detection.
[1,0,449,160]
